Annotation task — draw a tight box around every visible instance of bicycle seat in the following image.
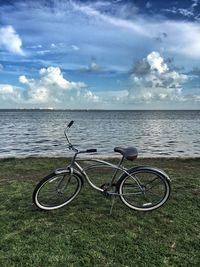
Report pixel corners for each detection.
[114,147,138,161]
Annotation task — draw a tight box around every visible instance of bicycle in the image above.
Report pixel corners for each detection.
[33,121,171,212]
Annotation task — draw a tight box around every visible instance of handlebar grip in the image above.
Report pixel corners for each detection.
[67,120,74,128]
[86,149,97,153]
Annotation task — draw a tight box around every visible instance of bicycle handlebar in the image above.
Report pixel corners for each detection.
[64,121,97,154]
[67,120,74,128]
[86,149,97,153]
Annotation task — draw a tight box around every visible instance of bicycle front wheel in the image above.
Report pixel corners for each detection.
[119,168,171,211]
[33,171,82,210]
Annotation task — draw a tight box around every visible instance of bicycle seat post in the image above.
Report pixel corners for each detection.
[110,156,124,185]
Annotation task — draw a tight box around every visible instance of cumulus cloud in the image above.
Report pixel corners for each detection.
[147,52,168,74]
[0,66,99,108]
[0,84,14,94]
[129,51,188,102]
[82,90,99,102]
[0,25,24,55]
[0,84,22,105]
[18,66,89,103]
[39,67,86,90]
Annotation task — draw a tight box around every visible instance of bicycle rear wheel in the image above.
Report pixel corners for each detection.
[33,171,82,210]
[119,167,171,211]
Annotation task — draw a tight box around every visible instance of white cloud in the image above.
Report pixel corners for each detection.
[83,90,99,102]
[71,1,148,36]
[129,51,188,102]
[19,75,29,84]
[38,66,86,90]
[0,25,24,55]
[70,1,200,59]
[71,1,200,58]
[18,66,88,103]
[2,1,200,63]
[0,84,22,104]
[1,1,200,109]
[0,66,100,107]
[0,84,14,94]
[70,3,200,62]
[0,60,199,109]
[98,89,128,103]
[162,0,200,19]
[147,52,168,74]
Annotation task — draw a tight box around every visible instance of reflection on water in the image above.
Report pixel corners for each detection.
[0,110,200,157]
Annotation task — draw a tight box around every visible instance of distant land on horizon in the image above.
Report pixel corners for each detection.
[0,109,200,112]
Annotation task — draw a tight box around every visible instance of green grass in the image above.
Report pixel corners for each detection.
[0,157,200,267]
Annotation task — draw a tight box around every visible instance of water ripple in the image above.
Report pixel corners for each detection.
[0,110,200,158]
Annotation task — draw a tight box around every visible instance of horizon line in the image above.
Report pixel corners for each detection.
[0,108,200,111]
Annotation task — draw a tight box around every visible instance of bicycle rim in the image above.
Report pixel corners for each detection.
[34,173,82,210]
[119,169,170,211]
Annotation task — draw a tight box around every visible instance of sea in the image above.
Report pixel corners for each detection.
[0,110,200,158]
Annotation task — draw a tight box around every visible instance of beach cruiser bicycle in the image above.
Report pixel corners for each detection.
[33,121,171,212]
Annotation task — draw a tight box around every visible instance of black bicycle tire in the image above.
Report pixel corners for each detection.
[118,167,171,211]
[33,171,82,210]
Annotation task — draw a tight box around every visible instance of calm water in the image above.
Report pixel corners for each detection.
[0,110,200,158]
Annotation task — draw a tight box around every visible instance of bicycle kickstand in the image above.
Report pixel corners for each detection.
[109,196,116,215]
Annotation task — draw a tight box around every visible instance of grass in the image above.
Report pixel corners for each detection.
[0,157,200,267]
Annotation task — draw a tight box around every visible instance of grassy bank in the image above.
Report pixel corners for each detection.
[0,157,200,267]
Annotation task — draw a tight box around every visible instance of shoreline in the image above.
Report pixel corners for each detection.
[1,155,200,160]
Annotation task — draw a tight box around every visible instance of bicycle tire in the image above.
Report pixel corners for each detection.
[33,170,83,210]
[118,167,171,211]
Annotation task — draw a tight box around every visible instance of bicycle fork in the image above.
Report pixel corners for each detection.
[56,167,73,193]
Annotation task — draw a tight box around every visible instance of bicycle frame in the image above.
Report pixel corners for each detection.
[65,154,144,195]
[61,120,144,195]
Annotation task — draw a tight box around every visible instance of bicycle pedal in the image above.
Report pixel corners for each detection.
[100,183,110,190]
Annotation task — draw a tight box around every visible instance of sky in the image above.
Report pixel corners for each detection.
[0,0,200,109]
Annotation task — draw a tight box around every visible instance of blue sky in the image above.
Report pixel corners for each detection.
[0,0,200,109]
